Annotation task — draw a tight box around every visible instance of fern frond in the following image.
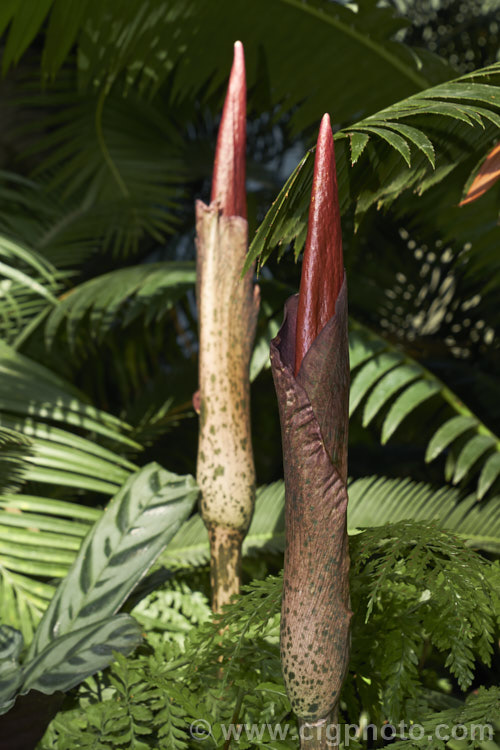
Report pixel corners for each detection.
[389,686,500,749]
[246,62,500,271]
[132,580,211,650]
[163,471,500,573]
[349,319,500,499]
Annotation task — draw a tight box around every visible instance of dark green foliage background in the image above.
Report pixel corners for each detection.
[0,0,499,747]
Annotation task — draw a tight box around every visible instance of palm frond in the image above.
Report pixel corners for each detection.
[349,319,500,498]
[162,473,500,569]
[0,171,101,268]
[16,86,189,260]
[0,425,30,493]
[3,0,453,130]
[0,233,63,344]
[0,494,98,642]
[0,342,139,495]
[245,62,500,271]
[3,473,496,642]
[44,261,196,348]
[347,475,500,553]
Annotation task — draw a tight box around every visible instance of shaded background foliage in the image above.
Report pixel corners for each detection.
[0,0,499,745]
[0,0,498,580]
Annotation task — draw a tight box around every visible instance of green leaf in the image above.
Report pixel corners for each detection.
[349,328,386,370]
[45,262,196,348]
[0,342,138,448]
[349,132,370,165]
[425,416,478,462]
[452,435,497,485]
[349,351,404,416]
[242,150,313,275]
[21,614,142,695]
[0,625,23,661]
[351,125,412,166]
[1,0,53,72]
[28,463,198,659]
[478,453,500,500]
[163,481,285,568]
[247,62,500,266]
[348,476,500,552]
[381,380,441,444]
[0,625,23,714]
[381,122,435,167]
[10,0,452,122]
[363,364,422,427]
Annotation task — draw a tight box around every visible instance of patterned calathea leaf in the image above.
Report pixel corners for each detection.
[28,462,198,659]
[271,115,351,738]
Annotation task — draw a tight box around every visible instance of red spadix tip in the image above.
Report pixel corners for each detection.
[294,113,344,376]
[210,41,247,219]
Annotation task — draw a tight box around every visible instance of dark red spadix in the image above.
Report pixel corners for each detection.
[295,113,343,376]
[210,40,247,219]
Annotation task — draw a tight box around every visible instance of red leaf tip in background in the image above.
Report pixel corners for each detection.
[295,113,343,376]
[210,40,247,219]
[459,142,500,206]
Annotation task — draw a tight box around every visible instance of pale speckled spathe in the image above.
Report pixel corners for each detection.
[195,200,259,534]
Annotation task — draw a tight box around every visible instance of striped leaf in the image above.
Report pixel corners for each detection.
[27,463,198,659]
[21,614,142,696]
[0,625,23,714]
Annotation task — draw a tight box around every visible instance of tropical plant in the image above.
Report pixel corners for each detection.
[0,463,198,748]
[0,0,498,747]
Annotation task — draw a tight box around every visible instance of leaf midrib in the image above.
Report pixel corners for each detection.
[278,0,430,91]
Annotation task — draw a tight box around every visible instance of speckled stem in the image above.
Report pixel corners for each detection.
[270,278,351,724]
[208,525,244,612]
[299,711,339,750]
[196,200,259,612]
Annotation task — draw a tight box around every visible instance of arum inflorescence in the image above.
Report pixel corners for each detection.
[271,114,351,747]
[195,42,259,613]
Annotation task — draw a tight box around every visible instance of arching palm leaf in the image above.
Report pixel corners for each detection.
[245,62,500,271]
[161,475,500,570]
[0,234,62,344]
[2,0,452,129]
[22,87,189,259]
[0,342,139,494]
[44,262,196,348]
[349,320,500,498]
